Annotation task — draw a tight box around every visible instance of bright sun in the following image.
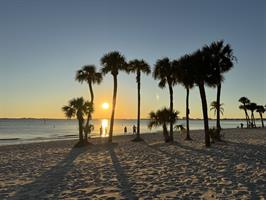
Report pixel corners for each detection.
[102,102,109,110]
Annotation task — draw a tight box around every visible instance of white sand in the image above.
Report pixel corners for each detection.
[0,128,265,199]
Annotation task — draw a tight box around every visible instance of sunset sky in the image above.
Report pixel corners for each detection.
[0,0,265,119]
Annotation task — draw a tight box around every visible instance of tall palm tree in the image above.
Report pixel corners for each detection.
[174,55,194,140]
[127,59,151,141]
[239,97,251,127]
[148,108,179,143]
[203,40,235,131]
[101,51,127,143]
[75,65,102,142]
[153,58,176,142]
[256,105,265,127]
[62,97,92,145]
[190,49,217,147]
[210,101,224,116]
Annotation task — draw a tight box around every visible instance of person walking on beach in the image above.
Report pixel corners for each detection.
[133,125,136,135]
[124,126,127,134]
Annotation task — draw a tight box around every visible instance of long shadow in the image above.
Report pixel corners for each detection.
[108,144,137,200]
[10,146,87,200]
[144,140,265,199]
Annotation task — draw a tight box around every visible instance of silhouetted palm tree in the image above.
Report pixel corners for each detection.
[62,97,93,145]
[239,97,251,127]
[174,55,194,140]
[203,40,235,131]
[210,101,224,116]
[101,51,127,143]
[256,105,265,127]
[189,49,217,147]
[246,102,257,128]
[148,108,179,143]
[153,58,176,142]
[76,65,102,142]
[128,59,151,141]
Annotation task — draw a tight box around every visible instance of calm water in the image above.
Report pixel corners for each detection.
[0,118,263,146]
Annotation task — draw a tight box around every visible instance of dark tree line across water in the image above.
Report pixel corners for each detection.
[62,40,264,148]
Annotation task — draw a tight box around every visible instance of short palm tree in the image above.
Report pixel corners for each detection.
[153,58,176,142]
[210,101,224,116]
[148,108,179,143]
[76,65,102,142]
[256,105,265,127]
[101,51,127,143]
[174,55,194,140]
[127,59,151,142]
[203,41,235,131]
[62,97,93,145]
[239,97,251,127]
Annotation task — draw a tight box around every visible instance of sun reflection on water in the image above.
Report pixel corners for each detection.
[101,119,108,137]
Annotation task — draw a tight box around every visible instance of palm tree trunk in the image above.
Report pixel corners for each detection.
[185,88,191,140]
[260,113,264,127]
[136,71,141,140]
[109,75,117,143]
[84,83,94,143]
[163,123,170,143]
[89,82,94,103]
[168,83,174,142]
[244,108,249,128]
[216,83,221,130]
[198,83,210,147]
[78,118,84,143]
[252,112,256,127]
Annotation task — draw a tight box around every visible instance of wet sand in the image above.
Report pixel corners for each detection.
[0,128,265,199]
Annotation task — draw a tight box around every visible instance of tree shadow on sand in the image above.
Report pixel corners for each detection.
[108,143,137,200]
[10,146,88,200]
[143,140,265,199]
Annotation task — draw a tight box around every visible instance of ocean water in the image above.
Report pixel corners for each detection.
[0,118,263,146]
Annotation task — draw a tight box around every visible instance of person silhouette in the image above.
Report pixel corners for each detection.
[124,126,127,134]
[133,125,136,135]
[100,126,103,136]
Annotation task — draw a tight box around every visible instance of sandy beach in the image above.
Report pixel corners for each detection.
[0,128,265,200]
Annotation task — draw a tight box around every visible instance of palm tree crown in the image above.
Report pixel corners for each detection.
[101,51,127,76]
[153,58,176,87]
[62,97,92,120]
[210,101,224,116]
[76,65,102,86]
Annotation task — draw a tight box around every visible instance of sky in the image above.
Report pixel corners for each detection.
[0,0,265,119]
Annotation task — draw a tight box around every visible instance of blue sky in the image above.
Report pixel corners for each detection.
[0,0,265,118]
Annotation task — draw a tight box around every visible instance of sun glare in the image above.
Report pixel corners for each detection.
[102,102,109,109]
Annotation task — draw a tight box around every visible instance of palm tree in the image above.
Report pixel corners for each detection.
[210,101,224,116]
[239,97,251,127]
[148,108,179,143]
[101,51,127,143]
[174,55,194,140]
[127,59,151,141]
[203,40,235,131]
[189,50,217,147]
[256,105,265,127]
[62,97,93,145]
[246,102,257,128]
[75,65,102,142]
[153,58,176,142]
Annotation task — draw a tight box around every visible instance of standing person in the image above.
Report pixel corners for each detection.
[124,126,127,134]
[100,126,103,136]
[133,125,136,135]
